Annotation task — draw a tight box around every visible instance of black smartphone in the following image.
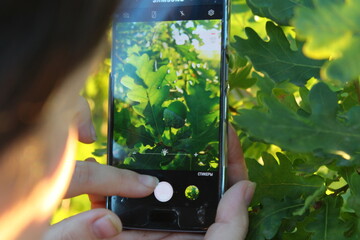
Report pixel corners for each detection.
[107,0,229,232]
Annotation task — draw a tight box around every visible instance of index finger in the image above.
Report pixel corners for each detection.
[65,159,159,199]
[227,125,248,185]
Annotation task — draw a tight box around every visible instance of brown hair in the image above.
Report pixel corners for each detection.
[0,0,120,151]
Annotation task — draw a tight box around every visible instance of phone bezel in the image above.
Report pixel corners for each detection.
[107,0,230,232]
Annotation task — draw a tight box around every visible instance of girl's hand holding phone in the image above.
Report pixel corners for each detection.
[44,103,255,240]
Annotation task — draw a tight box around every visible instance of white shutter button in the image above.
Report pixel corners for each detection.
[154,181,174,202]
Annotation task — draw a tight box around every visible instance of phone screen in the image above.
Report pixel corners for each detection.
[108,0,228,231]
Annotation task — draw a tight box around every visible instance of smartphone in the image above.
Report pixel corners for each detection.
[107,0,229,232]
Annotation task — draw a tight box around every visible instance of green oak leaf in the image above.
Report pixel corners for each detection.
[229,54,257,89]
[231,0,269,40]
[283,217,313,240]
[342,212,360,239]
[123,145,166,170]
[254,71,276,95]
[114,108,155,148]
[247,197,304,240]
[246,0,313,26]
[347,172,360,214]
[177,118,218,154]
[325,44,360,84]
[92,148,107,157]
[184,81,219,136]
[287,152,335,173]
[305,197,347,240]
[272,82,301,112]
[339,82,360,112]
[232,22,325,86]
[299,86,311,113]
[293,0,360,84]
[242,138,270,161]
[121,54,171,138]
[293,184,326,216]
[236,82,360,156]
[247,152,323,204]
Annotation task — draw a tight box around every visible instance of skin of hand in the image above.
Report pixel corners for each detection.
[44,100,256,240]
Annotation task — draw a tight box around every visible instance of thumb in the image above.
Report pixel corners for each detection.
[44,209,122,240]
[205,180,256,240]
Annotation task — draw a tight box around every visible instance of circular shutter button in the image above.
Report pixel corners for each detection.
[154,181,174,202]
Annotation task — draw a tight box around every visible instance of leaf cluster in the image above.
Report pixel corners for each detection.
[230,0,360,239]
[112,20,221,171]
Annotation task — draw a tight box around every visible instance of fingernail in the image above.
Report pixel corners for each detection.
[245,182,256,206]
[92,214,121,239]
[139,175,159,188]
[90,124,97,141]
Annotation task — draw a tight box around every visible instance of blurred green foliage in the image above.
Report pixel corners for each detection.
[52,59,110,224]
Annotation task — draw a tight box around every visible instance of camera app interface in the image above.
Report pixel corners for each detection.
[111,8,222,174]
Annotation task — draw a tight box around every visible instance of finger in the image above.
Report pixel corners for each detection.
[89,194,106,209]
[65,159,159,199]
[85,158,108,209]
[76,97,97,143]
[204,181,256,240]
[227,125,248,185]
[44,209,122,240]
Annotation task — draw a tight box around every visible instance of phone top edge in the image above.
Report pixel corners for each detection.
[114,0,225,22]
[118,0,224,8]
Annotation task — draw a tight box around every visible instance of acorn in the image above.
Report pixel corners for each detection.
[163,101,187,129]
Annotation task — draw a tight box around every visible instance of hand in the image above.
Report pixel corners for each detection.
[115,127,255,240]
[44,97,160,240]
[203,127,255,240]
[44,98,255,240]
